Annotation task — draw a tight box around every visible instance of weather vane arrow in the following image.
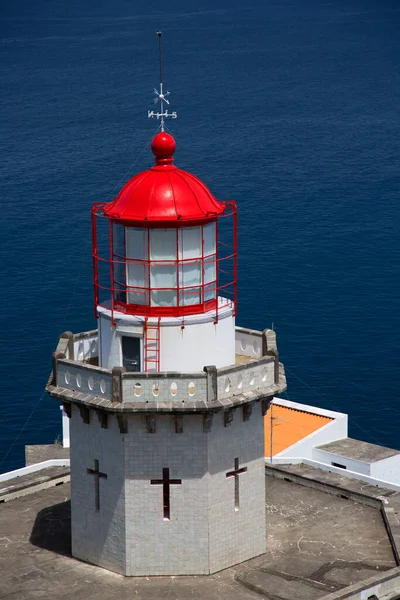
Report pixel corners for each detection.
[148,31,177,130]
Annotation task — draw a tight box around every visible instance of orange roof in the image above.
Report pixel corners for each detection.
[265,404,333,457]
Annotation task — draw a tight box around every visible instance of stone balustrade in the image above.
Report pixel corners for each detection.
[49,326,283,410]
[56,360,112,401]
[122,372,207,404]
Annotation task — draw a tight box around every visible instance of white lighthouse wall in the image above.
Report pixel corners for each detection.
[98,313,143,370]
[98,311,235,372]
[70,405,126,574]
[207,409,266,573]
[160,316,235,371]
[124,414,209,576]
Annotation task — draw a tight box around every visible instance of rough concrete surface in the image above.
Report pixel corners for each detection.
[0,476,396,600]
[316,437,400,463]
[0,466,70,502]
[25,444,70,466]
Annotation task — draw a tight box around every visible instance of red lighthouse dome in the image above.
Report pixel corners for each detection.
[104,132,224,224]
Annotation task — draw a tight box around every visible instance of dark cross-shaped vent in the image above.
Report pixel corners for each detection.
[87,459,107,511]
[226,457,247,511]
[151,467,181,520]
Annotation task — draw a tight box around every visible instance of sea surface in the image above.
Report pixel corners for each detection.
[1,0,399,473]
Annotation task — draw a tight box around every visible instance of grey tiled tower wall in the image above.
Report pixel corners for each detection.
[70,404,266,575]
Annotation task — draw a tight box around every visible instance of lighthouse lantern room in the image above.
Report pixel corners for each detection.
[46,34,286,577]
[92,132,237,373]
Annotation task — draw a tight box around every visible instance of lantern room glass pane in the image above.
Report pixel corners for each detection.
[178,226,202,259]
[113,224,125,257]
[203,222,216,256]
[204,255,216,284]
[126,228,148,260]
[151,289,177,306]
[127,287,148,305]
[204,282,216,302]
[127,263,148,305]
[150,262,177,306]
[179,260,201,305]
[180,287,201,305]
[150,228,176,260]
[113,259,126,303]
[180,261,201,286]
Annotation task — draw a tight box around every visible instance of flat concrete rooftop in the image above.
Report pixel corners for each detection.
[0,473,396,600]
[317,436,400,463]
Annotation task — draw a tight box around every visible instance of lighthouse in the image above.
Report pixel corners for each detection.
[92,131,237,374]
[46,42,286,576]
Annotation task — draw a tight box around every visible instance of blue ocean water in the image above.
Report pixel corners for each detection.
[1,0,399,473]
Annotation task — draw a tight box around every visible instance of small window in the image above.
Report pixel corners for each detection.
[331,462,347,470]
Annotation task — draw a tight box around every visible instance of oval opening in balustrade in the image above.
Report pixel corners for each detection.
[240,339,246,352]
[100,379,106,394]
[262,368,268,383]
[237,375,243,389]
[249,373,255,386]
[88,376,94,391]
[76,373,82,388]
[225,378,231,393]
[152,383,160,397]
[65,371,71,385]
[188,382,196,397]
[134,383,142,397]
[90,339,97,355]
[252,340,259,355]
[170,382,177,397]
[77,341,84,360]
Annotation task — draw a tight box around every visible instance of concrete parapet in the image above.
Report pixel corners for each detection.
[266,463,400,568]
[319,566,400,600]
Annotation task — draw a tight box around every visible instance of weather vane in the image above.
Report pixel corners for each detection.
[148,31,177,131]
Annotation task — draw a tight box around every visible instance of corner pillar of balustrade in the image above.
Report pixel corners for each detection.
[60,331,74,360]
[112,366,126,405]
[52,351,65,386]
[262,329,279,384]
[203,365,218,403]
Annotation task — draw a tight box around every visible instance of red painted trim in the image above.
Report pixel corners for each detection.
[111,217,218,228]
[114,298,218,318]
